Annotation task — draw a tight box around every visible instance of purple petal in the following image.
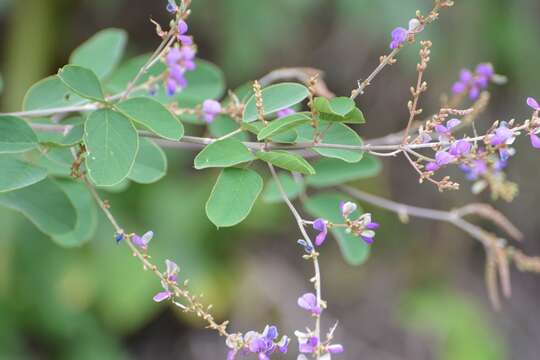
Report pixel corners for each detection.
[459,69,473,82]
[365,222,380,230]
[328,344,344,354]
[434,124,449,134]
[452,81,466,94]
[435,151,455,166]
[178,35,193,46]
[475,63,494,78]
[276,108,296,118]
[298,293,317,311]
[361,235,374,245]
[153,291,171,302]
[446,118,461,129]
[527,97,540,111]
[531,134,540,149]
[178,20,188,35]
[425,162,439,172]
[449,140,472,156]
[226,350,237,360]
[469,86,480,100]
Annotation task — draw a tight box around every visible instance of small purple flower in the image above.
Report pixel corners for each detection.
[358,214,378,245]
[451,63,494,100]
[460,159,488,181]
[435,150,455,166]
[389,27,408,49]
[425,162,439,172]
[153,259,179,303]
[297,293,321,315]
[340,201,357,218]
[527,97,540,111]
[449,139,472,156]
[276,108,296,118]
[298,335,319,354]
[202,99,222,123]
[531,133,540,149]
[435,118,461,139]
[312,218,328,246]
[328,344,344,354]
[297,239,314,254]
[243,326,289,359]
[166,1,177,13]
[490,124,515,146]
[132,230,154,249]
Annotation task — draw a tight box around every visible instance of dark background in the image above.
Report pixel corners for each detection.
[1,0,540,359]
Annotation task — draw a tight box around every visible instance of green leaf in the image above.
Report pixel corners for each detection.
[296,121,364,163]
[38,121,84,148]
[23,76,85,111]
[307,156,382,188]
[52,180,98,247]
[256,150,315,175]
[208,116,249,142]
[70,28,127,79]
[58,65,105,102]
[243,121,297,143]
[257,113,311,140]
[206,168,263,227]
[0,178,76,236]
[304,192,370,265]
[243,83,309,123]
[115,97,184,140]
[262,172,304,203]
[0,155,47,192]
[84,109,139,187]
[194,138,254,169]
[314,97,366,124]
[0,116,38,153]
[128,138,167,184]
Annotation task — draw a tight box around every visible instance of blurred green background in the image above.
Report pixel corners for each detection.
[1,0,540,359]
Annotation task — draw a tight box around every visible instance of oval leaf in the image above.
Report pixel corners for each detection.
[256,151,315,175]
[243,83,309,123]
[206,168,263,227]
[70,28,127,79]
[307,156,382,188]
[58,65,105,101]
[0,178,77,236]
[115,97,184,140]
[257,113,311,140]
[84,109,139,186]
[0,116,38,153]
[194,138,254,169]
[23,76,85,111]
[303,192,370,265]
[0,155,47,192]
[314,97,366,124]
[296,121,364,163]
[52,180,98,247]
[128,138,167,184]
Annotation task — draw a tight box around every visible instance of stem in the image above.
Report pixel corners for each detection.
[267,164,322,359]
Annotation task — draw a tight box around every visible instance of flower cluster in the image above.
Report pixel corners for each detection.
[225,326,289,360]
[340,202,379,244]
[451,63,495,100]
[389,18,423,49]
[163,17,196,96]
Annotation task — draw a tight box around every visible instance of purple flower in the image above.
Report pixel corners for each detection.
[490,124,514,146]
[435,118,461,139]
[451,63,494,100]
[358,214,378,245]
[340,201,357,218]
[165,46,196,96]
[389,27,408,49]
[297,239,314,254]
[166,0,177,13]
[425,162,439,172]
[531,133,540,149]
[328,344,344,354]
[449,139,472,156]
[527,97,540,111]
[297,293,321,315]
[435,150,455,166]
[460,159,488,181]
[242,326,289,359]
[298,335,319,354]
[202,99,222,123]
[276,108,296,118]
[153,259,179,303]
[132,230,154,249]
[312,218,328,246]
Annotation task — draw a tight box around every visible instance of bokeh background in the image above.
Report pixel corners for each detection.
[1,0,540,359]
